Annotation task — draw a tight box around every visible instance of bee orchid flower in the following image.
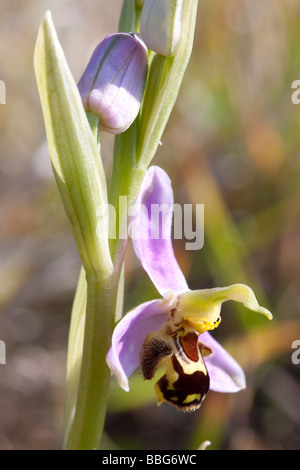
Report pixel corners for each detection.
[106,166,272,411]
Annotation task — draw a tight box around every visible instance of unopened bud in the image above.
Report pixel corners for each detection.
[78,33,148,134]
[140,0,183,57]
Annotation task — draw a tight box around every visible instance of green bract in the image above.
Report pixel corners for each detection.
[34,11,112,279]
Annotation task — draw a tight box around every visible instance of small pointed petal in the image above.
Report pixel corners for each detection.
[177,284,272,334]
[106,297,173,391]
[130,166,189,297]
[201,332,246,393]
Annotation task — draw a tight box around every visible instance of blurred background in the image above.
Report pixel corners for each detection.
[0,0,299,450]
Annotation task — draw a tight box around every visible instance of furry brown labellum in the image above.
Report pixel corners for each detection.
[140,326,211,411]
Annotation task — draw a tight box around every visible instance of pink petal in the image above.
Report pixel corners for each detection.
[106,298,170,391]
[130,166,188,297]
[201,332,246,393]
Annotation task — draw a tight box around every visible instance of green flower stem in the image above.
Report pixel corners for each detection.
[66,271,120,450]
[86,111,101,154]
[62,105,138,451]
[63,113,104,447]
[118,0,143,32]
[134,4,143,31]
[119,0,136,32]
[63,264,125,450]
[137,0,198,169]
[109,0,199,266]
[34,12,117,449]
[108,120,147,266]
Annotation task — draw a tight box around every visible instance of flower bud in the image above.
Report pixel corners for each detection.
[78,33,148,134]
[140,0,183,57]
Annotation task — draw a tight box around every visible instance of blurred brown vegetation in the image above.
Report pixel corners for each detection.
[0,0,299,450]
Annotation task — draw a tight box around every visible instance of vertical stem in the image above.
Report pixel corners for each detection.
[65,121,145,450]
[65,269,119,450]
[62,0,199,449]
[108,121,147,267]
